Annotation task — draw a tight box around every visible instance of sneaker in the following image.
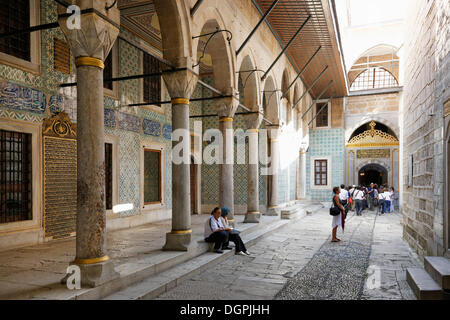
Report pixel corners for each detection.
[244,251,251,256]
[214,249,224,254]
[236,251,247,256]
[221,246,233,250]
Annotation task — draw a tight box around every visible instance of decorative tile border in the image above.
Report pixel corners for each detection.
[162,124,172,140]
[119,112,141,133]
[143,118,161,136]
[105,108,117,128]
[0,81,46,114]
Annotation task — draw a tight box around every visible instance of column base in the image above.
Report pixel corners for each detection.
[244,212,261,223]
[163,231,192,251]
[265,206,279,216]
[61,258,119,288]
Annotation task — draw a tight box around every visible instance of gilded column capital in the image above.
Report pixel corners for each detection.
[57,0,120,61]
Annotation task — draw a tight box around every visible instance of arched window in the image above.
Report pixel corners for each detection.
[350,67,398,91]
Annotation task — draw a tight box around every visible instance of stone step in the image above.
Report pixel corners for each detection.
[103,216,301,300]
[424,256,450,290]
[406,267,443,300]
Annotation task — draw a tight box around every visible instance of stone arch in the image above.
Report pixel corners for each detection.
[280,69,292,125]
[153,0,193,65]
[262,75,280,124]
[357,163,389,186]
[193,7,236,94]
[238,54,261,113]
[356,160,391,173]
[345,116,399,143]
[349,44,399,73]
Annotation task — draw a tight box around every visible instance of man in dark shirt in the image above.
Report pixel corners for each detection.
[367,183,375,211]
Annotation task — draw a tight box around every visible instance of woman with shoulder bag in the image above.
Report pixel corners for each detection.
[331,186,346,242]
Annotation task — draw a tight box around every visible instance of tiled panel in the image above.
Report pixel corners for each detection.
[162,124,172,140]
[143,118,161,136]
[306,128,345,200]
[104,108,117,128]
[0,81,46,113]
[119,112,141,133]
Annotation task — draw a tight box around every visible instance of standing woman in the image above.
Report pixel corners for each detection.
[332,187,346,242]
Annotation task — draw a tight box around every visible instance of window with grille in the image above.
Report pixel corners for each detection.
[144,149,161,204]
[0,0,31,61]
[103,51,113,90]
[314,160,327,186]
[316,103,328,127]
[105,143,113,210]
[0,129,32,224]
[143,53,161,106]
[350,67,398,91]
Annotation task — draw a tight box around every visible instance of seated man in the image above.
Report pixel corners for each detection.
[220,207,250,256]
[204,207,229,254]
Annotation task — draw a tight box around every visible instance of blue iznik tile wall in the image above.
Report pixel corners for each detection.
[0,0,173,218]
[306,128,345,200]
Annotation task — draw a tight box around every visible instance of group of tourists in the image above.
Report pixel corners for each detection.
[339,183,395,216]
[331,183,396,242]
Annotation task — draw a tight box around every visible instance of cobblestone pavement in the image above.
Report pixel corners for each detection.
[156,206,420,300]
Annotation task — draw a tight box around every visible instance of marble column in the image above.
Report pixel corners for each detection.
[244,113,263,223]
[162,66,198,251]
[266,126,280,216]
[298,151,307,199]
[58,1,120,287]
[217,95,238,225]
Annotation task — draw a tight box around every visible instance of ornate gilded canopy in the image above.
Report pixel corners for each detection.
[346,121,399,147]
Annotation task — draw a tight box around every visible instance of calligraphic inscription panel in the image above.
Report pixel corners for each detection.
[357,149,390,159]
[44,137,77,239]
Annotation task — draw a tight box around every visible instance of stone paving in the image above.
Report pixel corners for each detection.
[0,214,252,299]
[156,207,421,300]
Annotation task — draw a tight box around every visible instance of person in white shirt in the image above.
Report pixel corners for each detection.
[204,207,230,254]
[353,186,365,216]
[339,184,349,205]
[389,187,395,212]
[383,189,392,213]
[378,189,386,215]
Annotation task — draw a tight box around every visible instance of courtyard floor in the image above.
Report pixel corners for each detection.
[155,207,422,300]
[0,204,422,300]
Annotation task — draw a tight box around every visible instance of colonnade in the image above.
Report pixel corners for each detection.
[58,1,283,287]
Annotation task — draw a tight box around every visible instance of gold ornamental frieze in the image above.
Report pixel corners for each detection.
[43,111,77,139]
[357,149,391,159]
[346,121,399,147]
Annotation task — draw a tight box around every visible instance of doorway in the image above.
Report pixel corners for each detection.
[358,164,388,186]
[190,156,201,215]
